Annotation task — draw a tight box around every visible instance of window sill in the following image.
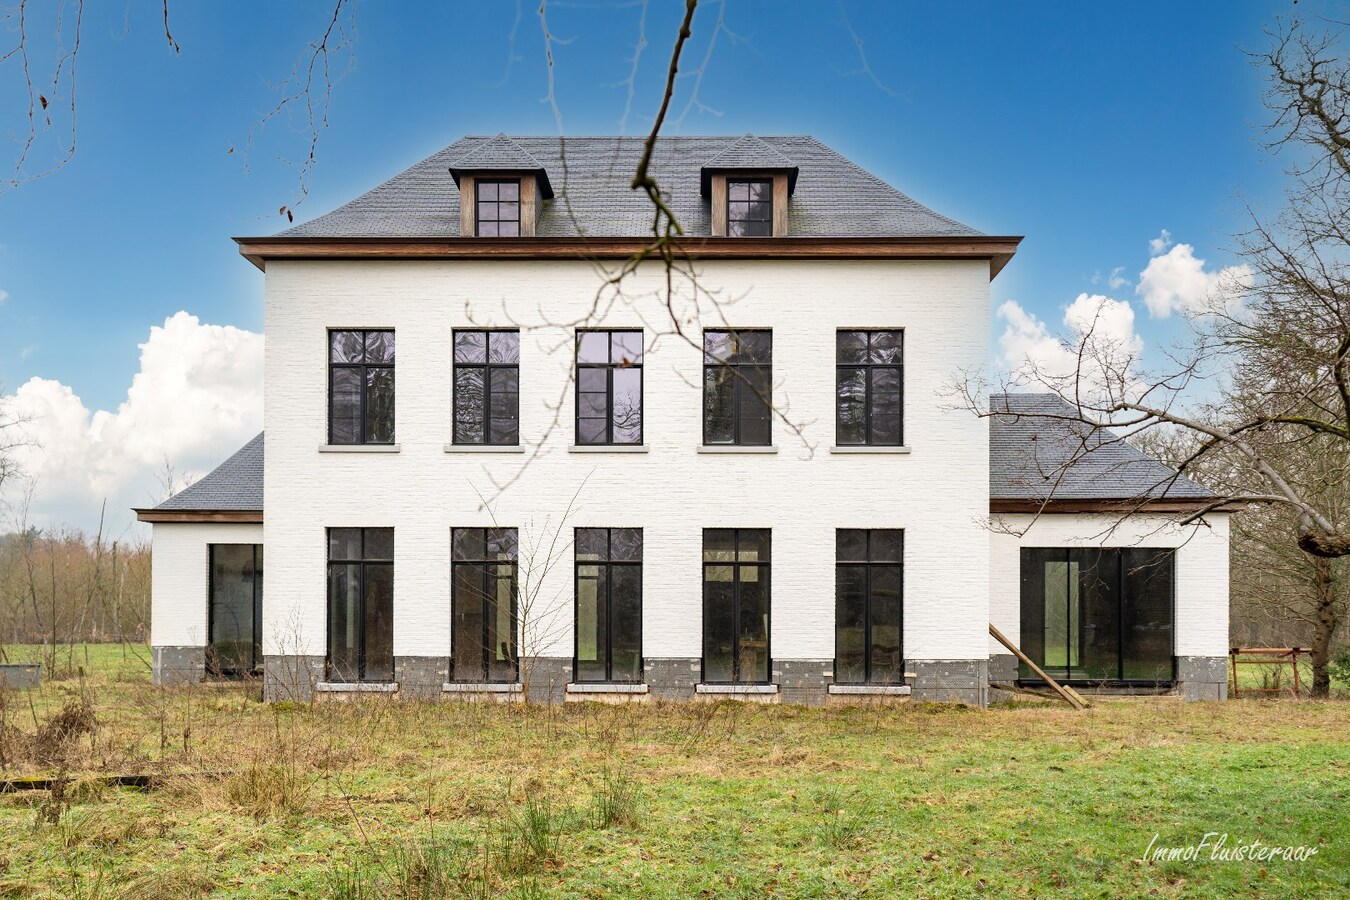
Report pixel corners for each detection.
[568,445,648,453]
[318,444,401,453]
[444,444,526,454]
[316,681,398,693]
[829,446,911,455]
[695,683,779,695]
[828,684,911,696]
[442,682,522,693]
[696,445,778,454]
[566,682,649,695]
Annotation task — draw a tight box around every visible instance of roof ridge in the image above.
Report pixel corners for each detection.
[702,133,796,168]
[800,136,980,235]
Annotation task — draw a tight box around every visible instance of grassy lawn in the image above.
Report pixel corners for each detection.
[0,646,1346,898]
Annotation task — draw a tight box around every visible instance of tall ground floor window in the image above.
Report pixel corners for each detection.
[834,529,903,684]
[327,528,394,683]
[575,528,643,683]
[702,529,770,683]
[452,528,518,683]
[208,544,262,678]
[1019,547,1175,684]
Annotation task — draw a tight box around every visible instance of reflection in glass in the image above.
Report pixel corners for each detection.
[702,529,771,683]
[575,330,643,445]
[703,330,771,445]
[835,330,902,447]
[453,330,520,445]
[326,528,394,683]
[452,528,519,683]
[573,528,643,683]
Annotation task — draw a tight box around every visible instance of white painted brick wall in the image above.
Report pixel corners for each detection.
[263,258,992,664]
[987,512,1230,659]
[151,523,264,647]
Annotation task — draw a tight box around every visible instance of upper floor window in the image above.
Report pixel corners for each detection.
[836,330,903,446]
[451,528,519,683]
[329,330,395,445]
[575,528,643,684]
[476,179,521,236]
[835,529,903,685]
[454,330,520,445]
[703,330,771,446]
[576,330,643,445]
[327,528,394,683]
[727,179,772,237]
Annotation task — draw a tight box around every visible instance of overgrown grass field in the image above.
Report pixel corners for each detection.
[1,645,1346,898]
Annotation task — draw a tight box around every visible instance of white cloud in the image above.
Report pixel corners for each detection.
[997,293,1144,398]
[1136,242,1253,318]
[2,312,263,533]
[0,289,9,304]
[1148,229,1174,256]
[1108,266,1128,290]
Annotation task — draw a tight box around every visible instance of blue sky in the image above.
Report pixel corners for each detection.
[0,0,1321,530]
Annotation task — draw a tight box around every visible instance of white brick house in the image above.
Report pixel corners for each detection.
[136,134,1230,705]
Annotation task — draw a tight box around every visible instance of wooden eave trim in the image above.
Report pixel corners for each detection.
[234,235,1022,280]
[989,498,1226,515]
[134,508,263,524]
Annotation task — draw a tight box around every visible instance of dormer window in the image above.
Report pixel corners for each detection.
[475,179,521,237]
[727,179,773,237]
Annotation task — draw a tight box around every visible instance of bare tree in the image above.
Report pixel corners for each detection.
[960,18,1350,563]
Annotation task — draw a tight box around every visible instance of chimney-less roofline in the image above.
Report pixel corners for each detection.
[233,234,1022,280]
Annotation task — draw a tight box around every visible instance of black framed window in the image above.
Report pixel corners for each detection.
[575,330,643,445]
[1019,548,1175,685]
[329,330,395,445]
[451,528,519,683]
[727,179,772,237]
[835,530,903,685]
[476,179,521,236]
[327,528,394,683]
[836,330,903,446]
[702,529,770,684]
[453,330,520,445]
[574,528,643,683]
[208,544,262,679]
[703,330,771,446]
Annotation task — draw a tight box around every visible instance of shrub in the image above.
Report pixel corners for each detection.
[811,787,874,849]
[589,767,641,829]
[1329,648,1350,690]
[502,795,568,874]
[225,760,311,820]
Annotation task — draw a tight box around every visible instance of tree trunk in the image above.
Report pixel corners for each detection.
[1310,556,1336,698]
[1298,529,1350,559]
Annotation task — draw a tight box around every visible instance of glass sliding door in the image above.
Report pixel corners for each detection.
[1122,549,1176,682]
[208,544,262,678]
[1019,548,1174,685]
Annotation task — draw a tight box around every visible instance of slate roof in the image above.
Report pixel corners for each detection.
[153,433,264,512]
[277,134,981,239]
[700,134,799,193]
[448,133,554,198]
[989,394,1214,502]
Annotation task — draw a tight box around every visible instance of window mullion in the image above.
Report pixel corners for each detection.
[482,362,492,446]
[606,366,614,445]
[863,564,872,683]
[732,364,742,445]
[604,560,614,681]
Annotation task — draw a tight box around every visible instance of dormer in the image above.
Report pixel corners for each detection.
[449,134,555,237]
[700,135,799,237]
